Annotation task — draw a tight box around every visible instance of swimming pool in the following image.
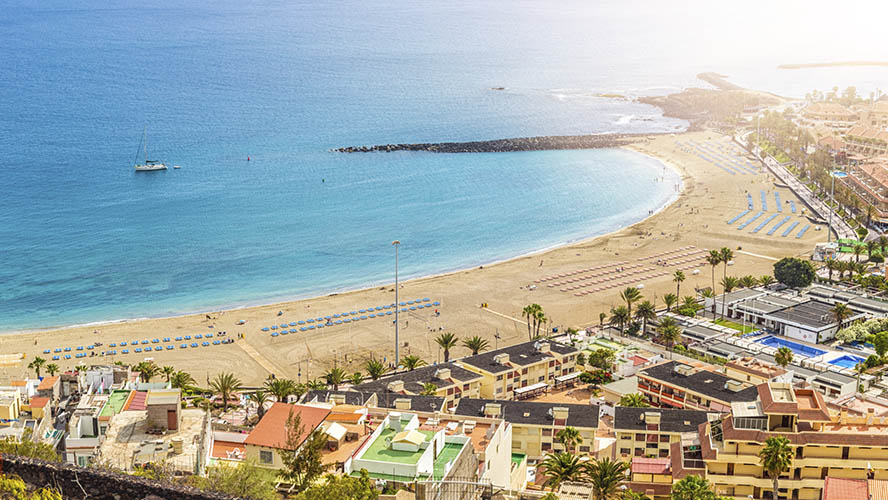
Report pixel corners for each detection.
[756,335,826,358]
[828,354,866,369]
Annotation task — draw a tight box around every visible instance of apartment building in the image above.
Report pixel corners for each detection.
[613,407,713,461]
[355,362,482,409]
[245,403,331,470]
[458,340,580,400]
[843,157,888,224]
[799,102,857,131]
[698,381,888,500]
[637,361,759,412]
[454,398,598,459]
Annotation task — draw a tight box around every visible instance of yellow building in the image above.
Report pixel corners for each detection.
[0,390,22,421]
[613,407,713,461]
[697,382,888,500]
[458,340,580,400]
[454,398,598,459]
[355,362,482,410]
[244,403,331,470]
[638,361,759,412]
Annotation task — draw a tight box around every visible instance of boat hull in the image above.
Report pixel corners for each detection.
[134,163,167,171]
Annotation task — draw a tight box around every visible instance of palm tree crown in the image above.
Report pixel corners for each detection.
[541,452,584,491]
[774,347,793,368]
[324,367,347,391]
[584,457,629,500]
[634,300,657,336]
[620,287,642,319]
[619,393,649,408]
[673,270,685,297]
[400,355,426,371]
[210,372,243,411]
[365,359,388,380]
[462,336,490,356]
[555,426,582,453]
[435,333,458,362]
[28,357,46,378]
[759,436,793,500]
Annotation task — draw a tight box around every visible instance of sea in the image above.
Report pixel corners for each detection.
[2,0,888,331]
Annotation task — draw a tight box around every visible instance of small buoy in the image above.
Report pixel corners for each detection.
[247,156,250,161]
[322,178,325,183]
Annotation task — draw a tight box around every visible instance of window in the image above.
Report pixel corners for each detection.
[659,449,669,458]
[620,448,631,455]
[542,429,553,437]
[635,433,645,441]
[542,442,552,451]
[660,435,670,443]
[495,387,503,394]
[77,456,89,467]
[538,376,545,383]
[463,384,469,390]
[496,375,503,381]
[579,446,590,453]
[260,450,273,464]
[522,368,528,375]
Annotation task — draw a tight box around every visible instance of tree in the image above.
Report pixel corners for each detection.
[250,391,270,421]
[541,452,584,490]
[435,332,458,362]
[738,275,758,288]
[867,239,878,258]
[879,235,888,257]
[134,361,160,383]
[349,372,364,386]
[265,378,296,402]
[663,293,677,313]
[832,303,852,330]
[706,250,722,293]
[658,321,682,351]
[535,308,549,338]
[279,409,330,493]
[599,312,607,327]
[161,365,175,383]
[584,457,629,500]
[634,300,656,336]
[400,355,426,371]
[0,429,60,462]
[774,346,793,368]
[773,257,816,289]
[305,379,326,391]
[420,383,438,396]
[619,393,649,408]
[45,364,59,377]
[824,258,837,281]
[365,359,387,380]
[0,473,62,500]
[609,306,630,335]
[853,244,864,263]
[720,276,738,293]
[170,371,196,390]
[188,460,277,500]
[210,372,243,411]
[855,362,868,394]
[718,247,734,320]
[293,470,379,500]
[324,367,347,391]
[678,296,702,318]
[576,352,586,367]
[620,287,642,320]
[671,475,720,500]
[555,426,582,454]
[462,335,490,355]
[523,304,543,340]
[588,348,616,370]
[874,331,888,359]
[672,270,685,297]
[27,357,46,379]
[759,436,793,500]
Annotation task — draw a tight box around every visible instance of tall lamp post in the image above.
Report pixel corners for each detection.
[392,240,400,368]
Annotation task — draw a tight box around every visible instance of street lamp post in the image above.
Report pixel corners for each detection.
[392,240,400,368]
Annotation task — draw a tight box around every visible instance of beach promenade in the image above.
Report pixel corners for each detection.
[0,131,828,386]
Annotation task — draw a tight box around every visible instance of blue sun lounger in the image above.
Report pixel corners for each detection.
[782,221,799,237]
[751,213,779,233]
[760,191,767,211]
[727,209,750,224]
[767,216,791,235]
[775,192,781,212]
[737,212,764,230]
[790,201,797,213]
[796,225,811,238]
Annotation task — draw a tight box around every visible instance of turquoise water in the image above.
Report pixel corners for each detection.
[829,354,865,369]
[2,0,887,331]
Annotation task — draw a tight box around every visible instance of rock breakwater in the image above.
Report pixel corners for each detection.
[334,133,650,153]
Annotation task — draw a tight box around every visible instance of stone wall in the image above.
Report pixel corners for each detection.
[0,455,237,500]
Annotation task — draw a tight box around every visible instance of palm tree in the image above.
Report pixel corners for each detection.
[348,372,363,386]
[879,234,888,256]
[45,363,59,377]
[522,304,542,340]
[435,333,458,362]
[541,452,584,491]
[855,362,868,394]
[672,270,685,297]
[420,383,438,396]
[718,247,734,320]
[324,367,347,391]
[170,371,196,390]
[824,258,837,281]
[706,250,722,293]
[618,393,649,408]
[462,336,490,356]
[365,359,388,380]
[663,293,677,313]
[609,306,630,335]
[680,295,701,318]
[720,276,739,293]
[535,310,548,338]
[774,346,793,368]
[853,244,864,263]
[759,436,793,500]
[161,366,175,383]
[620,287,642,320]
[832,303,852,330]
[555,426,582,454]
[634,300,656,336]
[584,457,629,500]
[305,378,326,391]
[27,357,46,378]
[671,475,718,500]
[210,372,243,411]
[250,391,269,420]
[739,275,758,288]
[658,322,682,351]
[265,378,296,402]
[599,312,607,327]
[135,361,160,383]
[867,239,878,259]
[400,355,426,371]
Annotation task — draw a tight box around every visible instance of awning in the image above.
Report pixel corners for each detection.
[514,382,549,395]
[555,372,580,383]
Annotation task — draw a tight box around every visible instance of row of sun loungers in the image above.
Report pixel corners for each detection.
[728,209,751,225]
[570,260,706,296]
[796,224,811,238]
[782,221,800,237]
[546,263,645,287]
[535,261,629,283]
[767,216,792,235]
[737,211,763,230]
[637,246,696,261]
[751,213,779,233]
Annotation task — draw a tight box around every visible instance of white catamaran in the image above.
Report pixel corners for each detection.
[133,127,167,171]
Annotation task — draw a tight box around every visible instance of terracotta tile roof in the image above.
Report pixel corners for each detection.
[721,415,888,447]
[631,457,670,475]
[245,403,331,450]
[10,380,27,387]
[846,125,888,142]
[823,477,868,500]
[803,102,856,118]
[869,479,888,500]
[36,376,59,391]
[326,412,364,424]
[28,397,49,409]
[211,440,246,460]
[629,355,648,367]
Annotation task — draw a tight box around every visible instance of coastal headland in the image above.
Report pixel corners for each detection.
[0,129,827,386]
[334,133,642,153]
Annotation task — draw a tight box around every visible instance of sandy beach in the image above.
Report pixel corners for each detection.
[0,131,826,386]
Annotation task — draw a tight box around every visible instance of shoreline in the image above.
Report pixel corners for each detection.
[4,148,683,336]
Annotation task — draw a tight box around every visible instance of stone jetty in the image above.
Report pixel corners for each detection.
[333,132,652,153]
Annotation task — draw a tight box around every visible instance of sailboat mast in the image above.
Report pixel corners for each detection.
[144,127,148,164]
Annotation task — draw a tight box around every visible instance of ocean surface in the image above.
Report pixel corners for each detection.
[2,0,888,331]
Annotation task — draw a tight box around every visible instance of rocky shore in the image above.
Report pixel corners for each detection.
[334,133,651,153]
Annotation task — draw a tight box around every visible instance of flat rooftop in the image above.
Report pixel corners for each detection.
[97,409,207,472]
[767,300,843,329]
[360,427,436,465]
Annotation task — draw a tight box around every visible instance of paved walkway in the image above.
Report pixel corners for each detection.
[236,339,286,376]
[736,250,779,261]
[482,307,526,325]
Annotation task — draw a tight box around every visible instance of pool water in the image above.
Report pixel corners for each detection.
[756,335,826,358]
[829,354,866,369]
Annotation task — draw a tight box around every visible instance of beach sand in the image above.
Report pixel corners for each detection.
[0,131,826,386]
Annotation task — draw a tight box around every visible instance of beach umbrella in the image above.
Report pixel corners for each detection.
[423,298,430,302]
[289,322,297,327]
[298,320,306,325]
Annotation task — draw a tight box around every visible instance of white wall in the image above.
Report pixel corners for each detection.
[482,422,513,489]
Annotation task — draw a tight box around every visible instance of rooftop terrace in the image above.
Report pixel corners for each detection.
[360,427,436,465]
